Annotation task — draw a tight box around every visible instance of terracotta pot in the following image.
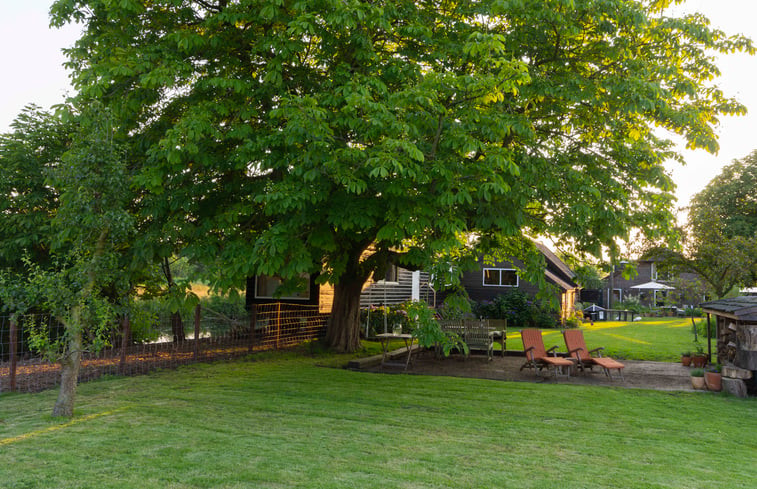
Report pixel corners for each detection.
[681,356,692,367]
[691,376,706,390]
[705,372,722,392]
[691,355,707,368]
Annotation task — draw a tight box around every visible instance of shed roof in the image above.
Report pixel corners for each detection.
[701,296,757,322]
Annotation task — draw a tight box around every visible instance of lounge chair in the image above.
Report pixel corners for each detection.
[562,329,624,380]
[520,329,573,377]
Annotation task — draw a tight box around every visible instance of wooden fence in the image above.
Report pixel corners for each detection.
[0,303,328,393]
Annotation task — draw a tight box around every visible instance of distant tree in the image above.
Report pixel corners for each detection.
[51,0,753,351]
[689,151,757,239]
[649,150,757,299]
[0,105,71,272]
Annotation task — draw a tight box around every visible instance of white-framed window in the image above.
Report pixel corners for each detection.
[255,274,311,300]
[482,268,518,287]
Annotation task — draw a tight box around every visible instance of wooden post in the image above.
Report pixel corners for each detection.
[249,304,257,352]
[707,313,712,362]
[9,318,18,392]
[276,302,281,350]
[120,315,131,375]
[194,304,201,360]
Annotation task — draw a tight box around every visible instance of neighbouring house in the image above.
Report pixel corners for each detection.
[435,242,579,322]
[597,258,706,309]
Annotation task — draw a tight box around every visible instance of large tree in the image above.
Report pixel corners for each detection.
[51,0,752,351]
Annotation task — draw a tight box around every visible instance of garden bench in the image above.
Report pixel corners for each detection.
[437,319,506,361]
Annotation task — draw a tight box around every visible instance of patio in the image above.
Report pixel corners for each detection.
[355,350,695,391]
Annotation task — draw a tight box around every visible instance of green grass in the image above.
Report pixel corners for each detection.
[505,317,712,361]
[1,349,756,489]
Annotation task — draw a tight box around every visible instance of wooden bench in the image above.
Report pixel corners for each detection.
[438,319,507,361]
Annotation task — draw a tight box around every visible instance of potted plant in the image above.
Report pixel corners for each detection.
[691,345,707,368]
[704,364,722,392]
[690,368,706,390]
[680,351,692,367]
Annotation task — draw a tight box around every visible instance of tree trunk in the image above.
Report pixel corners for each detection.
[326,278,365,353]
[171,312,185,343]
[53,317,82,417]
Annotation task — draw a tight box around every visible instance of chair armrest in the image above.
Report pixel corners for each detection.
[567,347,584,357]
[546,345,560,356]
[589,347,604,357]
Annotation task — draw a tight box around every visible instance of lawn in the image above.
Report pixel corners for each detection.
[1,347,755,489]
[505,317,713,362]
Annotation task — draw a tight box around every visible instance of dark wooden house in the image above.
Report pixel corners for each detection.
[437,242,579,321]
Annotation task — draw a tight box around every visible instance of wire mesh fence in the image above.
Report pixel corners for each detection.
[0,303,328,394]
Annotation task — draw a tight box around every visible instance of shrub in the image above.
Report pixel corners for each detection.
[360,304,410,336]
[564,315,582,329]
[472,290,557,329]
[617,297,648,314]
[682,307,703,317]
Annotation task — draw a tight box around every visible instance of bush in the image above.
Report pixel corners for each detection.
[472,290,557,329]
[617,297,648,315]
[360,304,411,336]
[564,315,582,329]
[682,307,703,318]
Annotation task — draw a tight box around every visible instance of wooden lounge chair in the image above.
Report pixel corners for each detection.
[562,329,624,380]
[520,328,573,377]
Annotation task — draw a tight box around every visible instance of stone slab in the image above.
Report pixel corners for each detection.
[722,364,753,380]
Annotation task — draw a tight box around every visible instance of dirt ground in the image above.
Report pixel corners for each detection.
[361,349,697,392]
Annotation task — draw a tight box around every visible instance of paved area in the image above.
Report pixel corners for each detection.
[358,350,696,392]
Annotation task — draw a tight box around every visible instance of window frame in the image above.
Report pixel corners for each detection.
[482,268,519,287]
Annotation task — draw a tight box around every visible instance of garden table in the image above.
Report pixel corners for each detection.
[376,333,416,371]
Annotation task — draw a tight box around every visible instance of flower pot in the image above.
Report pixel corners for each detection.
[691,376,706,390]
[681,355,692,367]
[691,355,707,368]
[705,372,722,392]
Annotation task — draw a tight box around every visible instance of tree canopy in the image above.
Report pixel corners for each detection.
[48,0,753,350]
[648,150,757,299]
[689,150,757,240]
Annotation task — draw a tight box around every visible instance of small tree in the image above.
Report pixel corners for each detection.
[8,105,136,417]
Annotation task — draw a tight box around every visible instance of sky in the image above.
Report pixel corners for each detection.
[1,0,756,211]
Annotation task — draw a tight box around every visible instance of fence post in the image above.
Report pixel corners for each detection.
[120,315,130,375]
[276,302,281,350]
[249,304,257,352]
[9,317,18,392]
[194,304,201,360]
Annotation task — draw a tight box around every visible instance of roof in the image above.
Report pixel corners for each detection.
[701,296,757,322]
[544,269,576,291]
[533,241,576,280]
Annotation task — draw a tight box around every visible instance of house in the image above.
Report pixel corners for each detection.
[245,266,435,314]
[435,242,579,322]
[245,243,578,321]
[598,258,706,309]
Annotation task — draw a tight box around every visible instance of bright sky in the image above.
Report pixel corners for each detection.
[1,0,756,211]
